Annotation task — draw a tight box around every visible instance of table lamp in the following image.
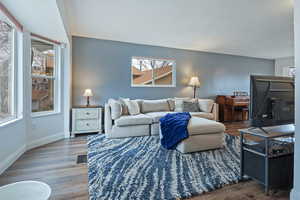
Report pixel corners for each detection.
[83,89,93,107]
[188,76,200,98]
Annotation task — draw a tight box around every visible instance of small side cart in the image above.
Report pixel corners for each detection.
[239,125,294,195]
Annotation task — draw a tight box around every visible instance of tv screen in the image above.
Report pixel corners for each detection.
[250,75,295,127]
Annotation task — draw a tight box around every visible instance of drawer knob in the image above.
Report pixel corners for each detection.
[86,123,90,126]
[86,112,90,115]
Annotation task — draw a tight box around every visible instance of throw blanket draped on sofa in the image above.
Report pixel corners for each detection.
[159,112,191,149]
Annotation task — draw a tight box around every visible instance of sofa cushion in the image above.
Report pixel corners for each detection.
[198,99,214,113]
[190,112,214,120]
[141,99,170,113]
[167,99,175,111]
[119,98,130,115]
[145,111,176,123]
[125,100,140,115]
[108,98,122,120]
[174,97,193,112]
[187,117,225,135]
[135,99,144,111]
[115,114,152,127]
[182,101,200,112]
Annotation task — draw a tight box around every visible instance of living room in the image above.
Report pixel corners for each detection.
[0,0,299,200]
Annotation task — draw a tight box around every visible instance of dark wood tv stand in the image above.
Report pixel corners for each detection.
[239,125,295,195]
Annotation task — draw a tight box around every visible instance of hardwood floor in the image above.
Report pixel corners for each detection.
[0,121,290,200]
[0,137,89,200]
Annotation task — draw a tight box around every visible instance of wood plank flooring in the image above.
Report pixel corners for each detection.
[0,121,290,200]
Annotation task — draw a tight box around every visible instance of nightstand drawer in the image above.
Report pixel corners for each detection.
[75,108,99,119]
[76,119,99,131]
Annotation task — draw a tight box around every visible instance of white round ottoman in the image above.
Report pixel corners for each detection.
[0,181,51,200]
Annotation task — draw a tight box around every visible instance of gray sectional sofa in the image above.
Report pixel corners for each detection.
[105,98,219,138]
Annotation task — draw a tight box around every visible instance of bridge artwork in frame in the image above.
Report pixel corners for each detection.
[131,57,176,87]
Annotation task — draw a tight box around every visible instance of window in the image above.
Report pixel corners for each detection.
[31,38,60,114]
[131,57,176,87]
[0,19,16,123]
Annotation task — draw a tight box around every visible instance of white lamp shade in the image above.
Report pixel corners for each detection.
[83,89,93,97]
[188,76,200,87]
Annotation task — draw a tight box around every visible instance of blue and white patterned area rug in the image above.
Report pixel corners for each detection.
[87,134,241,200]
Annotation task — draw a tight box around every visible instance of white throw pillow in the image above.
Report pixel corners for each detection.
[125,100,140,115]
[198,99,214,113]
[174,97,193,112]
[167,99,176,111]
[141,99,170,113]
[108,99,122,120]
[119,98,130,115]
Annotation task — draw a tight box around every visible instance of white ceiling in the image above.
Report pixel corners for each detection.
[64,0,294,59]
[1,0,68,43]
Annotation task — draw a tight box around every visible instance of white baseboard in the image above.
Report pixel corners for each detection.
[290,188,300,200]
[0,145,26,175]
[0,132,65,175]
[27,132,65,151]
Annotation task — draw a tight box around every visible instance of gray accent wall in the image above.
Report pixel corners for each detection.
[72,36,274,105]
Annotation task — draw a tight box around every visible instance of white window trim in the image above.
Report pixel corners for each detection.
[130,56,176,88]
[0,117,22,128]
[0,22,21,126]
[31,110,61,118]
[30,37,61,118]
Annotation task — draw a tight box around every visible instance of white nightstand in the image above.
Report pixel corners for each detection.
[71,106,103,137]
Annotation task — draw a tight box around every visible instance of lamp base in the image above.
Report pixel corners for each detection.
[86,96,90,107]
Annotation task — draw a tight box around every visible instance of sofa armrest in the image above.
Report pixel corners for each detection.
[211,103,219,121]
[104,103,113,134]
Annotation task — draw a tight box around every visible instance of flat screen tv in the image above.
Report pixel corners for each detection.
[250,75,295,127]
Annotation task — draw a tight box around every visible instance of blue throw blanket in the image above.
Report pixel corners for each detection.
[159,112,191,149]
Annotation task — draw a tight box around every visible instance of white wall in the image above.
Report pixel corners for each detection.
[0,1,71,174]
[275,56,294,76]
[0,120,26,174]
[292,1,300,199]
[27,37,67,150]
[0,29,70,174]
[56,0,73,139]
[0,32,27,174]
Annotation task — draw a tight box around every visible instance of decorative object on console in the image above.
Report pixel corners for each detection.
[188,76,200,98]
[83,89,93,107]
[233,91,248,96]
